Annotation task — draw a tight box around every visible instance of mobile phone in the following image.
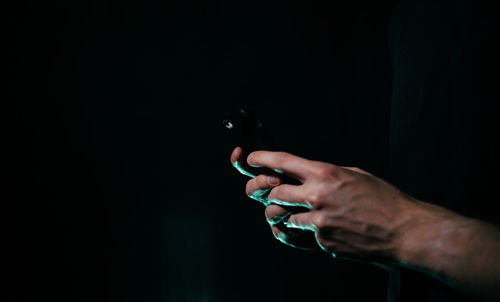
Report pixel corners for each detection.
[221,107,298,183]
[221,107,278,154]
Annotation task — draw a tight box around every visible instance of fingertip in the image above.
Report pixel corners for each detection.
[246,151,255,165]
[230,146,243,164]
[264,204,289,223]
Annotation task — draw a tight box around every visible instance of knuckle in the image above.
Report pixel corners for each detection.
[312,214,327,230]
[315,164,337,180]
[305,191,326,208]
[306,193,320,205]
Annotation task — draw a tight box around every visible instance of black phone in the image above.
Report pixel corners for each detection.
[221,107,298,184]
[221,107,278,154]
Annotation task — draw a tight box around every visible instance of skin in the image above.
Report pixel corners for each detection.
[230,146,500,302]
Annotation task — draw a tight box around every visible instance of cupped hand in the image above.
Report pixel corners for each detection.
[234,147,422,262]
[230,147,320,250]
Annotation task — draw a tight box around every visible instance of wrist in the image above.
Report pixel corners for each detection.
[394,200,473,278]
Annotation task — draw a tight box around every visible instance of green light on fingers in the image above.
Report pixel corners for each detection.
[232,161,256,178]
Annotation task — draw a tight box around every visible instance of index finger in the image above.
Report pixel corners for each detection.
[230,147,284,179]
[247,151,316,182]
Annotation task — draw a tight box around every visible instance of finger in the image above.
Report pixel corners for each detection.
[245,174,282,196]
[247,151,319,182]
[231,147,282,179]
[285,211,322,232]
[230,146,244,164]
[265,203,311,224]
[231,147,257,178]
[270,225,319,251]
[264,204,290,226]
[247,188,270,205]
[246,174,282,206]
[267,184,313,209]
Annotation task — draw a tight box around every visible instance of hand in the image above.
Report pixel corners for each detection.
[230,147,320,250]
[241,148,423,263]
[232,148,500,300]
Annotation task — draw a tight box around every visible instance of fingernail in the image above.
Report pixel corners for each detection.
[268,176,279,185]
[247,152,255,162]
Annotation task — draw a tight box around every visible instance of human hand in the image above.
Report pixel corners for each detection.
[230,147,320,250]
[233,148,500,300]
[242,149,422,263]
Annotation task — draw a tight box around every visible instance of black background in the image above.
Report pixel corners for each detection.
[8,1,398,301]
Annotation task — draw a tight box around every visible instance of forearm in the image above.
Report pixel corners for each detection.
[397,201,500,301]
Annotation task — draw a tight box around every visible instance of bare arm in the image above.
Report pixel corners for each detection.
[397,201,500,302]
